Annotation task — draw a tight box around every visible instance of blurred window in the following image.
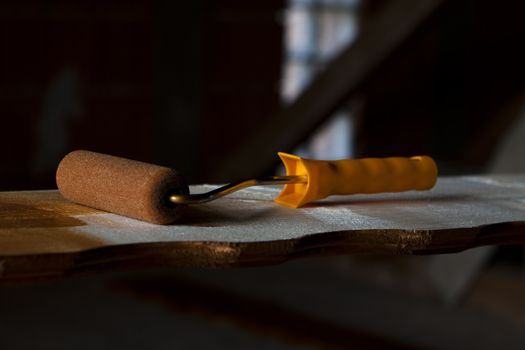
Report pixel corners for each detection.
[282,0,359,159]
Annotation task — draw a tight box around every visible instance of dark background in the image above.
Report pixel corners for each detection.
[1,0,283,189]
[2,0,525,191]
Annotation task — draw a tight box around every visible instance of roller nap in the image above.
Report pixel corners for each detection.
[56,150,189,224]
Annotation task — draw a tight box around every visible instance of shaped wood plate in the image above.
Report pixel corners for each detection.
[1,175,525,282]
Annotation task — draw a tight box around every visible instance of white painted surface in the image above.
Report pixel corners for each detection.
[61,175,525,246]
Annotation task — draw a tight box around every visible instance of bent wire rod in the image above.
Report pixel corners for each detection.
[169,175,307,205]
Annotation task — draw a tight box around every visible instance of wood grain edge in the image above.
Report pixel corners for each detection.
[1,221,525,283]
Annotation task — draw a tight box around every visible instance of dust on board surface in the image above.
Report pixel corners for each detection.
[1,175,525,256]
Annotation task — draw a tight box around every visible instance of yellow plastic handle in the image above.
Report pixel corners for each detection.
[275,152,438,208]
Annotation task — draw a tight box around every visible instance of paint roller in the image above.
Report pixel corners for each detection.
[56,150,437,224]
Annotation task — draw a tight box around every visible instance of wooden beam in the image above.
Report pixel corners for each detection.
[213,0,446,180]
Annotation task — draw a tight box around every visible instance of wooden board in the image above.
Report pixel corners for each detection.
[1,175,525,282]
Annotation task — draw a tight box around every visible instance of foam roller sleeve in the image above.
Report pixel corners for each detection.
[56,150,189,224]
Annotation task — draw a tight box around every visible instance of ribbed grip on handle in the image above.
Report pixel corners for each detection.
[275,152,437,208]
